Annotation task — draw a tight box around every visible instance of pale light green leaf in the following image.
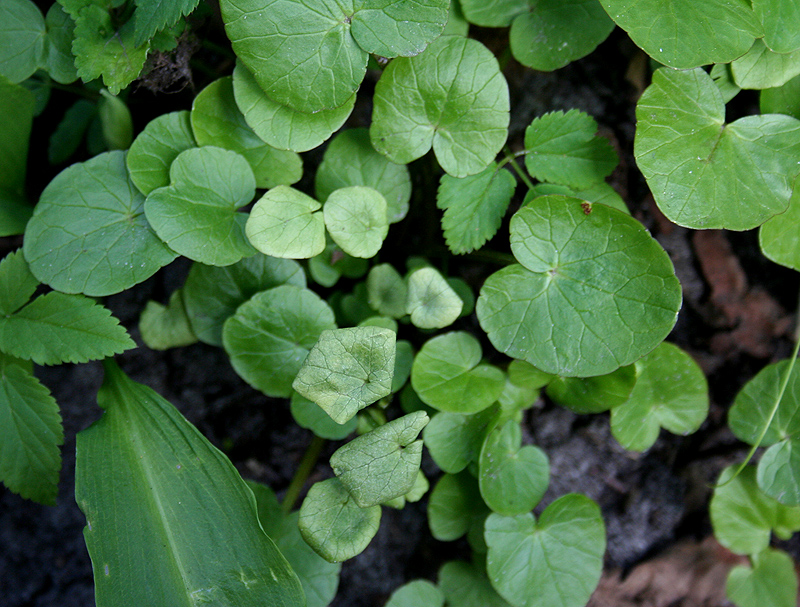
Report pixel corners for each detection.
[315,128,412,223]
[298,477,381,563]
[753,0,800,54]
[222,285,336,397]
[330,411,428,507]
[0,355,62,505]
[598,0,761,69]
[75,360,304,606]
[411,331,505,414]
[144,146,257,266]
[292,326,396,425]
[246,186,326,259]
[635,67,800,230]
[485,494,605,607]
[24,151,178,296]
[478,196,681,377]
[437,162,516,254]
[0,0,45,83]
[610,342,709,451]
[0,250,37,316]
[139,290,198,351]
[726,548,798,607]
[546,365,636,414]
[423,407,496,474]
[133,0,200,46]
[323,186,388,258]
[126,111,196,196]
[428,471,488,541]
[438,561,513,607]
[406,267,463,329]
[385,580,444,607]
[0,76,35,196]
[290,392,357,440]
[525,180,628,215]
[524,109,618,189]
[731,39,800,90]
[760,183,800,271]
[98,89,132,151]
[371,35,510,178]
[366,263,408,318]
[191,77,302,188]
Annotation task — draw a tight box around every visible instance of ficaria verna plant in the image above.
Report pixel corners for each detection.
[2,0,800,606]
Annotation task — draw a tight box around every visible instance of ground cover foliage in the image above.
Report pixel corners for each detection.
[2,1,800,606]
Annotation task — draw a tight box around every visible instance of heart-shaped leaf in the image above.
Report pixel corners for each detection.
[406,267,464,329]
[323,186,389,258]
[438,561,513,607]
[411,331,505,414]
[371,35,510,178]
[246,186,326,259]
[546,365,636,415]
[635,67,800,230]
[726,548,798,607]
[485,494,605,607]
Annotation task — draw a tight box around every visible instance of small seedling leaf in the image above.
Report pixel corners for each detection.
[385,580,444,607]
[139,290,198,351]
[322,186,389,258]
[546,365,636,415]
[423,407,496,474]
[438,561,513,607]
[726,548,798,607]
[246,186,326,259]
[406,267,463,329]
[366,264,408,319]
[428,471,489,541]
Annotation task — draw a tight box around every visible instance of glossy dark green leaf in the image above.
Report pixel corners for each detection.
[726,548,798,607]
[246,186,326,259]
[126,111,196,195]
[731,39,800,90]
[406,267,463,329]
[546,365,636,414]
[139,290,198,351]
[323,186,389,258]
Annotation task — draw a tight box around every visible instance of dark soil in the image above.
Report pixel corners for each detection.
[3,18,799,607]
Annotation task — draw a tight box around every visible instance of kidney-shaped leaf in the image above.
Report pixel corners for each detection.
[323,186,389,258]
[635,67,800,230]
[371,35,510,178]
[726,548,798,607]
[246,186,326,259]
[75,360,304,607]
[478,196,681,377]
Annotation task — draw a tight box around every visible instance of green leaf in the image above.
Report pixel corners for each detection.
[75,360,305,606]
[598,0,761,69]
[0,355,62,505]
[710,62,742,104]
[126,110,196,196]
[182,254,305,346]
[385,580,444,607]
[753,0,800,54]
[485,494,605,607]
[507,360,554,391]
[710,465,800,556]
[315,128,412,224]
[406,267,463,329]
[133,0,200,46]
[523,109,618,189]
[371,35,510,178]
[48,99,96,166]
[222,285,336,397]
[24,150,178,296]
[139,290,198,351]
[323,186,389,258]
[330,411,428,507]
[411,332,505,414]
[98,89,132,150]
[232,61,354,153]
[308,242,368,287]
[525,180,629,215]
[191,77,302,189]
[510,0,614,72]
[72,4,149,95]
[478,196,681,377]
[43,4,78,84]
[349,0,449,58]
[0,76,35,196]
[760,184,800,271]
[761,73,800,119]
[246,186,326,259]
[0,292,134,365]
[610,342,709,451]
[292,326,396,425]
[437,162,516,254]
[479,419,549,516]
[438,561,513,607]
[366,263,408,318]
[635,67,800,230]
[298,477,381,563]
[726,548,798,607]
[757,439,800,506]
[0,0,45,83]
[144,146,257,266]
[442,0,468,35]
[460,0,528,26]
[546,365,636,414]
[0,251,38,316]
[428,471,489,541]
[391,339,414,393]
[423,407,496,474]
[290,392,357,440]
[0,191,33,237]
[731,39,800,90]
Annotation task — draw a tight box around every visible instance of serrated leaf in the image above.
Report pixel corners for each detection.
[292,326,396,425]
[386,580,444,607]
[485,494,605,607]
[144,146,257,266]
[366,264,408,319]
[0,76,35,196]
[437,162,516,254]
[438,561,513,607]
[232,60,355,153]
[510,0,614,72]
[246,186,326,259]
[610,342,709,451]
[126,110,196,195]
[316,128,412,224]
[546,365,636,414]
[0,292,134,365]
[290,392,357,440]
[406,267,463,329]
[0,355,62,505]
[24,150,178,296]
[753,0,800,54]
[524,109,618,189]
[0,0,45,83]
[598,0,761,69]
[330,411,428,507]
[423,407,496,474]
[298,477,381,563]
[371,35,510,178]
[0,250,38,316]
[222,285,336,397]
[726,548,798,607]
[44,4,79,84]
[478,196,681,377]
[139,290,198,351]
[711,465,800,556]
[731,39,800,90]
[133,0,200,46]
[411,331,505,414]
[428,471,489,541]
[635,67,800,230]
[323,186,388,259]
[75,360,305,606]
[191,77,302,189]
[759,183,800,271]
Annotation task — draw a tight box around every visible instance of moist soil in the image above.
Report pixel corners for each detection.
[3,22,800,607]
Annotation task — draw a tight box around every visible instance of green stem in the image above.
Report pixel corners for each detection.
[503,149,535,191]
[281,435,325,515]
